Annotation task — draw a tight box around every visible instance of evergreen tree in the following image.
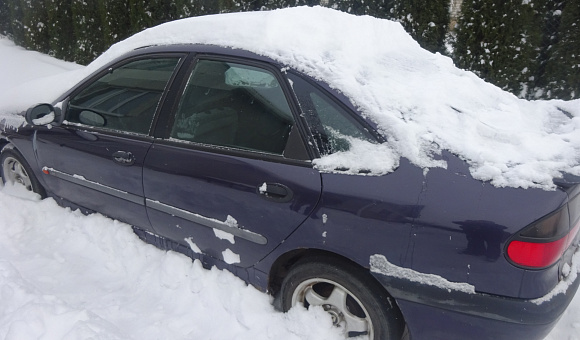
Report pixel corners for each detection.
[454,0,542,98]
[391,0,449,54]
[297,0,322,5]
[262,0,295,9]
[173,0,205,19]
[20,0,50,54]
[0,0,11,37]
[240,0,268,11]
[46,0,74,61]
[98,0,132,48]
[533,0,564,95]
[127,0,201,33]
[328,0,369,15]
[128,0,154,33]
[217,0,272,13]
[326,0,394,18]
[366,0,395,19]
[541,0,580,99]
[5,1,26,48]
[263,0,322,8]
[198,0,221,14]
[72,0,105,65]
[146,0,181,25]
[218,0,245,13]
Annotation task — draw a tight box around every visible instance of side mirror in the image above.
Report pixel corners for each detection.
[25,103,62,126]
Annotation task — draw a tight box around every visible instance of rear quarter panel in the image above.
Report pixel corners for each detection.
[411,152,568,298]
[258,152,569,300]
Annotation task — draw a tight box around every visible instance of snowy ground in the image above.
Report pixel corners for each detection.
[0,24,579,340]
[0,184,343,340]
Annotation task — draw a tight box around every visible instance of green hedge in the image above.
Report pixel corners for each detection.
[540,0,580,99]
[0,0,448,62]
[454,0,579,100]
[453,1,542,98]
[392,0,450,54]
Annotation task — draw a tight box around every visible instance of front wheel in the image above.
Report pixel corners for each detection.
[1,147,46,197]
[280,257,404,339]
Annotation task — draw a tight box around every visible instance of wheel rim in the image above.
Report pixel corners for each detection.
[2,156,33,191]
[291,278,373,338]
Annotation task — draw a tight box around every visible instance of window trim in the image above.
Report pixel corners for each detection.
[61,53,188,137]
[153,136,312,167]
[158,53,313,163]
[286,70,384,154]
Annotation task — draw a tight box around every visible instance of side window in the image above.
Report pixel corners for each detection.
[170,60,294,155]
[67,57,181,135]
[287,73,376,155]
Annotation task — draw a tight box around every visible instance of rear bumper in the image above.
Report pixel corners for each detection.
[371,266,580,340]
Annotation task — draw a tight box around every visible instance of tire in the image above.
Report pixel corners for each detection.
[1,147,46,197]
[280,257,404,339]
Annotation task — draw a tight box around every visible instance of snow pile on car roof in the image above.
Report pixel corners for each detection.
[91,6,580,190]
[4,7,580,190]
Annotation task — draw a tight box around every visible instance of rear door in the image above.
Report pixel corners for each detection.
[35,55,184,229]
[143,58,322,267]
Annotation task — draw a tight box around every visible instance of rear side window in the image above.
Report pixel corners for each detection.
[67,57,181,135]
[170,59,294,155]
[287,73,375,155]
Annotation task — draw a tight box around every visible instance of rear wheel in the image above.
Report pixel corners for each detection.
[1,147,46,197]
[280,257,404,339]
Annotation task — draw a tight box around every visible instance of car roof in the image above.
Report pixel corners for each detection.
[127,44,280,64]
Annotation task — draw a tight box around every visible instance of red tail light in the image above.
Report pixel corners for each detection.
[507,201,580,269]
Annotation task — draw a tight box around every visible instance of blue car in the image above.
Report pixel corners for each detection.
[1,43,579,340]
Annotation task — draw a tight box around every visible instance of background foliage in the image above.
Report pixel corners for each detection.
[453,0,578,99]
[0,0,577,100]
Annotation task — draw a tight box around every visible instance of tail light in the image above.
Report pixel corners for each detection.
[507,195,580,269]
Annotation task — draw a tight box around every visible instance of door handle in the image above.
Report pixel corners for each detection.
[112,151,135,166]
[257,182,293,203]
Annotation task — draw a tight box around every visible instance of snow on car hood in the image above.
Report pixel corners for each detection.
[3,7,580,190]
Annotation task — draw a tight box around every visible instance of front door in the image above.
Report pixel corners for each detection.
[34,56,184,229]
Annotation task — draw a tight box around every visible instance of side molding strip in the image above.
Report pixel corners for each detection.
[42,167,143,205]
[146,199,268,245]
[42,167,268,245]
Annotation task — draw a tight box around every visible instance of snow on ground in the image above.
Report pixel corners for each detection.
[0,185,342,340]
[0,9,580,339]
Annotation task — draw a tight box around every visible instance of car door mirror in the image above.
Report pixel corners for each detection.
[26,103,60,126]
[78,110,106,127]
